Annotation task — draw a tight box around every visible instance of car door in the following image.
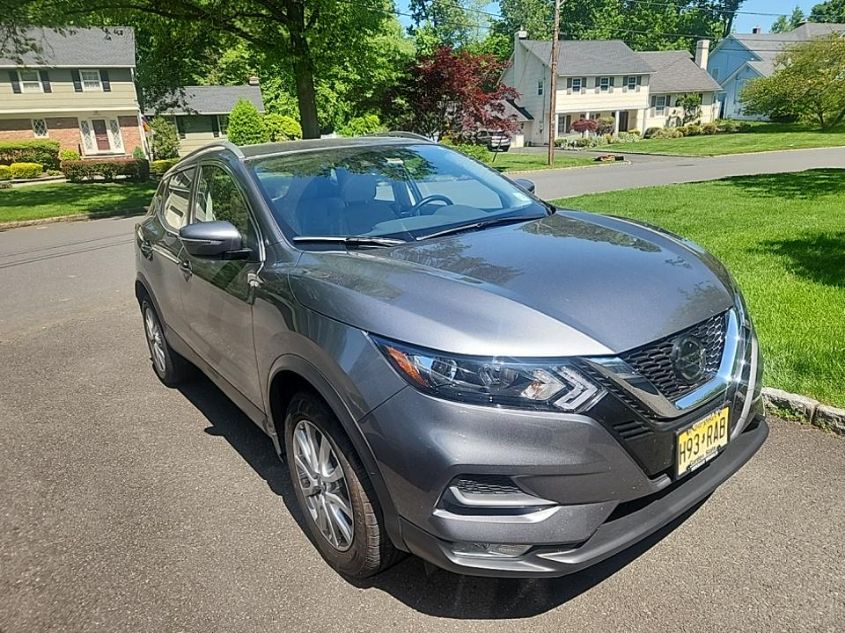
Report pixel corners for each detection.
[137,166,196,339]
[179,162,263,407]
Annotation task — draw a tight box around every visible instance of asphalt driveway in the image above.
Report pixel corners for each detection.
[1,208,843,632]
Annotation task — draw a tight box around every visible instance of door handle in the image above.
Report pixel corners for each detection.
[179,259,192,276]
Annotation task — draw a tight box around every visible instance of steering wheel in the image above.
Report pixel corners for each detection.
[409,194,454,216]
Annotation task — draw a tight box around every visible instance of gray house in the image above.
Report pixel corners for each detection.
[146,84,265,155]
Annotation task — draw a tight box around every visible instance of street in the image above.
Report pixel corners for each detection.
[1,210,844,632]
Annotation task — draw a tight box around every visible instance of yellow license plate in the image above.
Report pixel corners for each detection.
[676,407,729,477]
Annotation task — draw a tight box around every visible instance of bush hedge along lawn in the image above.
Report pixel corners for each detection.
[557,169,845,408]
[0,140,60,170]
[61,158,150,183]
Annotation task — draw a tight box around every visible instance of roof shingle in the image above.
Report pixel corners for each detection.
[145,85,265,115]
[636,51,722,93]
[0,27,135,68]
[521,39,654,75]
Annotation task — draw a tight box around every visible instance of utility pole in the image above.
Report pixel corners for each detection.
[547,0,562,165]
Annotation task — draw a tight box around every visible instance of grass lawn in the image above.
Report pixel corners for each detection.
[554,168,845,408]
[0,181,157,223]
[492,152,596,172]
[624,122,845,156]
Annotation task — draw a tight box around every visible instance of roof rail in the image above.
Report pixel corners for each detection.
[373,131,433,142]
[179,140,245,162]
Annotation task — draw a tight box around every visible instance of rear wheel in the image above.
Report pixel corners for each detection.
[141,298,192,386]
[284,392,398,578]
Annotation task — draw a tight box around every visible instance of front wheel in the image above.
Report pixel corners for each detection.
[284,392,398,578]
[141,298,192,386]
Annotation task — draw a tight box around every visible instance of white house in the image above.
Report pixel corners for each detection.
[707,22,845,119]
[502,34,721,145]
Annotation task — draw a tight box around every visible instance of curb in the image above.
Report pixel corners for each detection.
[762,387,845,436]
[0,208,145,231]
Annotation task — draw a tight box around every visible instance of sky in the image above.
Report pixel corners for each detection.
[395,0,823,35]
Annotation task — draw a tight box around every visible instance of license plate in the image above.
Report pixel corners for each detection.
[676,407,729,477]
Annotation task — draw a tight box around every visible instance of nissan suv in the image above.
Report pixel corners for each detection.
[134,135,767,579]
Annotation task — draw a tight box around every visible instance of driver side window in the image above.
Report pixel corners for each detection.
[194,164,258,250]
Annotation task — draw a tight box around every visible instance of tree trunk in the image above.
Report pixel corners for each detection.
[287,3,320,139]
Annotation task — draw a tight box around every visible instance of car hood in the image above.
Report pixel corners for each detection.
[289,211,735,356]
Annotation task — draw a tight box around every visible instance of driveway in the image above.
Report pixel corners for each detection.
[516,146,845,199]
[1,217,843,632]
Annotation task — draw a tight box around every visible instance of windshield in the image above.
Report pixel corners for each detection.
[249,143,548,243]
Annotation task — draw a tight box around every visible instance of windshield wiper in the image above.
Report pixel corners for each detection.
[418,215,544,241]
[292,235,409,249]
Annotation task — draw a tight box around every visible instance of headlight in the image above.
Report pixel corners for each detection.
[372,336,604,411]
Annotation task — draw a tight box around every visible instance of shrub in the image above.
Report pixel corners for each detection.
[132,146,146,159]
[596,116,616,135]
[227,99,269,145]
[45,169,63,176]
[702,122,718,135]
[571,118,599,134]
[643,127,662,139]
[337,114,386,137]
[612,131,642,144]
[716,119,739,133]
[630,129,641,136]
[736,121,754,133]
[684,124,703,136]
[454,143,492,163]
[0,165,10,181]
[59,148,81,161]
[264,113,302,142]
[573,137,595,148]
[10,162,43,179]
[150,158,180,176]
[61,158,149,182]
[0,140,60,170]
[150,117,180,160]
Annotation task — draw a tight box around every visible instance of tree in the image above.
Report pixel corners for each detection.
[264,113,302,141]
[772,6,806,33]
[12,0,394,139]
[571,118,598,134]
[810,0,845,22]
[386,46,518,140]
[677,93,703,124]
[337,114,386,137]
[149,117,180,159]
[409,0,483,52]
[741,35,845,129]
[227,99,269,145]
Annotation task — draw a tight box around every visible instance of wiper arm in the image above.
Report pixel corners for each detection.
[418,215,543,241]
[292,235,408,249]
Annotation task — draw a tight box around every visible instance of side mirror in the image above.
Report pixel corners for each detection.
[513,178,536,194]
[179,221,245,259]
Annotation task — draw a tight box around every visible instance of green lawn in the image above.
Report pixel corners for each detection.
[0,181,157,223]
[554,169,845,408]
[624,122,845,156]
[492,152,596,172]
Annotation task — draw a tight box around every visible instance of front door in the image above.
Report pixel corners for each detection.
[180,162,263,407]
[91,119,111,151]
[618,111,630,132]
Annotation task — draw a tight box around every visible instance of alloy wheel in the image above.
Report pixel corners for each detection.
[292,419,355,551]
[143,307,166,374]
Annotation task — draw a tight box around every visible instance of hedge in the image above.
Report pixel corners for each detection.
[0,165,10,181]
[61,158,150,182]
[150,158,180,176]
[10,162,43,179]
[0,140,60,170]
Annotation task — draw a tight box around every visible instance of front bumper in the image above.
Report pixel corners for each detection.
[357,323,766,577]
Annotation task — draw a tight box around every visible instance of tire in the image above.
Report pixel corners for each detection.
[140,298,193,387]
[284,392,398,578]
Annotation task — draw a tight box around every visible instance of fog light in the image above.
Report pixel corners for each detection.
[451,542,531,559]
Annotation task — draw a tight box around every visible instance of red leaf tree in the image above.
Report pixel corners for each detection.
[389,46,519,140]
[570,118,599,134]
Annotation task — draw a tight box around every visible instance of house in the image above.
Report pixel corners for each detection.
[501,34,721,144]
[708,22,845,119]
[0,27,145,157]
[145,85,265,156]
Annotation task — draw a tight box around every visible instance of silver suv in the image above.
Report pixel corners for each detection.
[135,136,767,579]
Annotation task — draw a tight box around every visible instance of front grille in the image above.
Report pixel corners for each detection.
[620,311,728,400]
[454,475,520,496]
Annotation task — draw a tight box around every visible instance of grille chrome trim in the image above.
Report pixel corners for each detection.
[584,310,742,420]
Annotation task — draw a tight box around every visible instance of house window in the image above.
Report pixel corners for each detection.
[217,115,229,136]
[31,118,48,138]
[80,69,102,91]
[537,79,544,96]
[18,69,43,93]
[599,77,610,91]
[655,95,667,115]
[626,75,638,90]
[571,77,582,92]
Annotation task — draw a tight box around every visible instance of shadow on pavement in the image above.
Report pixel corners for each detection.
[178,373,707,620]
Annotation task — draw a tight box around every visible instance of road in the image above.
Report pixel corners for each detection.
[1,181,844,632]
[515,146,845,199]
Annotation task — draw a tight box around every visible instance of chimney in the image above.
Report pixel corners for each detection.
[752,26,761,34]
[695,39,710,70]
[248,75,260,86]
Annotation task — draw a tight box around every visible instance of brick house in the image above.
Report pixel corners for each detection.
[0,27,145,157]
